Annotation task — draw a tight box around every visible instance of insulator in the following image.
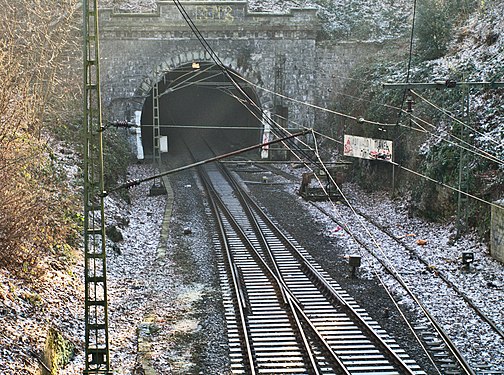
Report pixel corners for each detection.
[114,120,129,128]
[406,95,415,113]
[445,79,457,88]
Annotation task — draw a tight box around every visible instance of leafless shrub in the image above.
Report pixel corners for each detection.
[0,0,81,278]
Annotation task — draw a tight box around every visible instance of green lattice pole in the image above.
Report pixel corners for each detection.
[83,0,112,373]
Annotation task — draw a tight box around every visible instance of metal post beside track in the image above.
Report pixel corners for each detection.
[383,79,503,239]
[83,0,112,373]
[150,79,167,195]
[152,80,161,167]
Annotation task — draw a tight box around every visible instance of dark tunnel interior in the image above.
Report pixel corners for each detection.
[140,62,262,161]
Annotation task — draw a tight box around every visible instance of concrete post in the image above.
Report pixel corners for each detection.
[490,199,504,263]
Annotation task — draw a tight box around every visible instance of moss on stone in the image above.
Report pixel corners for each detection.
[42,327,74,375]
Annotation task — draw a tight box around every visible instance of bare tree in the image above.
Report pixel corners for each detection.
[0,0,82,277]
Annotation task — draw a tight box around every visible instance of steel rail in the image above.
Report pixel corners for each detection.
[208,190,257,375]
[108,129,311,194]
[229,168,419,374]
[202,166,333,374]
[184,137,423,372]
[356,206,504,341]
[260,162,477,373]
[211,158,422,373]
[187,147,257,374]
[190,142,351,373]
[203,143,360,373]
[215,199,350,374]
[310,201,480,375]
[214,163,344,375]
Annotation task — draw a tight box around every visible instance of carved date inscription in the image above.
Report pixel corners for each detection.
[195,5,234,21]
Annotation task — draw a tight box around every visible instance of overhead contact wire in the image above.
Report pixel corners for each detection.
[231,71,396,127]
[171,0,319,166]
[233,70,501,168]
[408,117,504,165]
[222,88,320,165]
[310,131,443,372]
[165,4,486,370]
[411,89,503,147]
[224,70,503,209]
[312,130,476,372]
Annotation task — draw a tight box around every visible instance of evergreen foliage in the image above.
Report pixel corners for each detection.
[334,45,502,235]
[415,0,478,61]
[415,0,453,60]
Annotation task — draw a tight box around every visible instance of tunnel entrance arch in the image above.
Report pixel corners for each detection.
[140,62,263,159]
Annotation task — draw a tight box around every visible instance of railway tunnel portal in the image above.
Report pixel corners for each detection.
[98,1,320,160]
[140,61,262,157]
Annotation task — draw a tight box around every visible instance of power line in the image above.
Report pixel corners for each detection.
[159,64,214,95]
[222,89,319,158]
[406,0,417,85]
[409,116,504,165]
[322,73,503,166]
[159,70,223,97]
[229,71,397,128]
[389,159,502,210]
[230,70,503,167]
[142,124,266,130]
[164,0,502,214]
[313,124,502,209]
[411,89,502,147]
[383,81,504,90]
[331,86,503,164]
[170,0,319,166]
[108,129,312,193]
[308,131,453,373]
[169,0,502,178]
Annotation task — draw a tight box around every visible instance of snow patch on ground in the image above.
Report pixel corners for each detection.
[281,169,504,370]
[60,164,173,374]
[100,0,412,41]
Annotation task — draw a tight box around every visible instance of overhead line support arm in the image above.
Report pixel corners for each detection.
[383,81,504,90]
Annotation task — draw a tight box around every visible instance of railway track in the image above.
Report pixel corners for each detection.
[249,162,503,374]
[190,150,427,373]
[312,201,504,339]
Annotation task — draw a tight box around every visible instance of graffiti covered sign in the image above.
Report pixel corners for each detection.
[343,134,393,161]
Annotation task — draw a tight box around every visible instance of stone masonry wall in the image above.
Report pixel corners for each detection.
[99,1,406,138]
[313,40,407,136]
[99,1,319,130]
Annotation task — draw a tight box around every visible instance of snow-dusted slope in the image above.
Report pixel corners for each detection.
[101,0,413,40]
